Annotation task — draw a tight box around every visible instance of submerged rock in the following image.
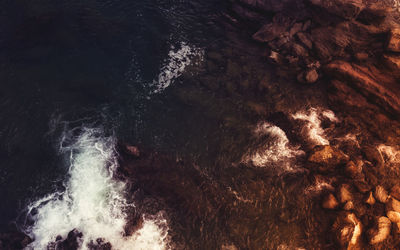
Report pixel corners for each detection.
[322,193,339,209]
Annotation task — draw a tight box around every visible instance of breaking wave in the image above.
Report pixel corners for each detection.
[24,127,170,250]
[153,41,204,93]
[243,122,304,172]
[292,108,338,146]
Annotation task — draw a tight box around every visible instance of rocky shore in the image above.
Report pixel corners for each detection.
[229,0,400,249]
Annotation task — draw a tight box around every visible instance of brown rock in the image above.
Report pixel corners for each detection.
[383,54,400,71]
[345,161,362,179]
[369,216,391,245]
[355,52,369,61]
[338,184,353,203]
[391,184,400,201]
[308,145,349,170]
[125,145,140,157]
[366,192,376,206]
[387,28,400,52]
[289,23,303,37]
[387,211,400,223]
[305,69,318,83]
[296,32,313,49]
[253,15,293,42]
[354,180,371,193]
[325,61,400,116]
[322,193,339,209]
[387,197,400,213]
[344,201,354,211]
[375,185,389,203]
[332,212,362,248]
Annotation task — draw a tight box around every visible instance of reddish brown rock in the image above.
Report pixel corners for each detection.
[322,193,339,209]
[391,184,400,200]
[387,28,400,52]
[308,0,365,20]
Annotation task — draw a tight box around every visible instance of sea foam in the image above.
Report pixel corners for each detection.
[24,128,170,250]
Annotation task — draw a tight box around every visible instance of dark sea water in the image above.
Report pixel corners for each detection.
[0,0,224,228]
[0,0,334,249]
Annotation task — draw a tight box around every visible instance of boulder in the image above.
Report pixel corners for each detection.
[322,193,339,209]
[308,145,349,170]
[332,212,362,248]
[369,216,391,245]
[387,211,400,223]
[253,14,293,42]
[374,185,389,203]
[345,161,363,179]
[386,197,400,213]
[390,184,400,200]
[366,192,376,206]
[305,68,318,83]
[387,28,400,52]
[338,184,353,203]
[296,32,313,49]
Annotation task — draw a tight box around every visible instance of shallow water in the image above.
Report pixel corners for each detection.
[0,0,342,249]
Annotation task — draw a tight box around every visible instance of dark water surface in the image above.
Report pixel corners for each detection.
[0,0,226,229]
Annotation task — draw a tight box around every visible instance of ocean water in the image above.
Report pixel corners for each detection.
[0,0,339,249]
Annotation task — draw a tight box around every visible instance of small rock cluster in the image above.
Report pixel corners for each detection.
[308,144,400,248]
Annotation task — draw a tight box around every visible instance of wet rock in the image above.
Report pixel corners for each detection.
[325,61,400,117]
[366,192,376,206]
[291,43,308,58]
[369,216,391,245]
[383,54,400,72]
[0,231,32,250]
[338,184,353,204]
[344,201,354,211]
[269,51,285,65]
[355,52,369,62]
[51,229,83,250]
[390,184,400,200]
[308,145,349,171]
[308,0,364,20]
[253,15,293,43]
[386,197,400,213]
[387,28,400,52]
[374,185,389,204]
[332,212,362,248]
[125,145,140,157]
[354,180,371,193]
[322,193,339,209]
[345,161,362,179]
[387,211,400,223]
[305,68,318,83]
[289,22,303,37]
[296,32,313,49]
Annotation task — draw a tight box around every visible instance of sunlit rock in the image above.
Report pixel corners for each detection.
[387,28,400,52]
[387,211,400,223]
[322,193,339,209]
[374,185,389,204]
[369,216,391,245]
[332,212,362,248]
[366,192,376,206]
[338,184,353,204]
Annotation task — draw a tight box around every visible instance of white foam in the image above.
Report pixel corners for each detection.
[243,122,303,171]
[24,128,170,250]
[292,108,338,146]
[153,42,204,93]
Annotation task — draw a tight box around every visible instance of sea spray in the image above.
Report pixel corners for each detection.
[24,127,170,250]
